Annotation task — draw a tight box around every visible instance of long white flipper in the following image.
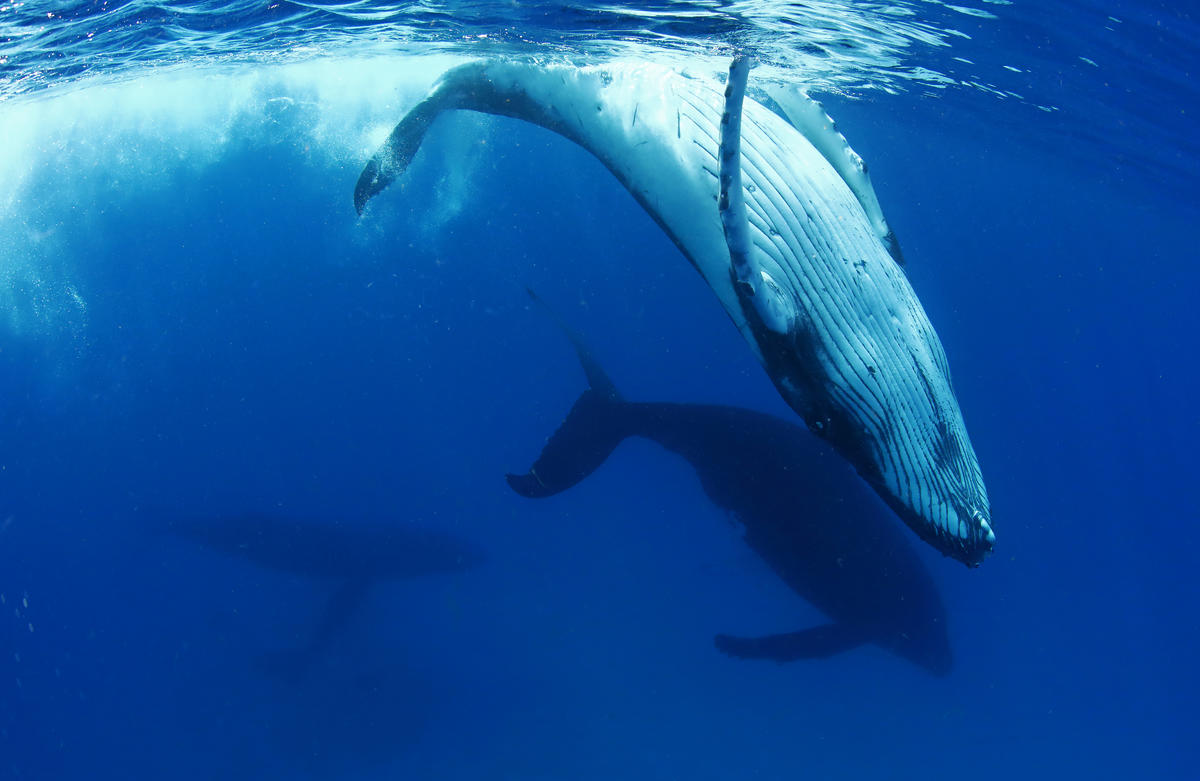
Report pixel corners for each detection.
[720,57,754,290]
[721,57,801,338]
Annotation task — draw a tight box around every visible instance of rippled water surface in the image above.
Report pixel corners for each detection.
[4,1,1197,189]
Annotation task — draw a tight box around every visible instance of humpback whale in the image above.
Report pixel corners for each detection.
[161,514,485,678]
[355,58,993,566]
[507,292,953,675]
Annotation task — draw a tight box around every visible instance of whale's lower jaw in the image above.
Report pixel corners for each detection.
[876,483,992,567]
[356,58,993,566]
[777,341,993,567]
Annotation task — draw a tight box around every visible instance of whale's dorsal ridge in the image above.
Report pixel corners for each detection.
[762,84,905,267]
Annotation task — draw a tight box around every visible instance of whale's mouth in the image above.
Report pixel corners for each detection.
[859,452,994,568]
[861,482,994,567]
[937,501,996,568]
[958,509,996,568]
[975,510,996,547]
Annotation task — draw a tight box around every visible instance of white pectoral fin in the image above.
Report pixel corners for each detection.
[719,56,755,287]
[764,85,904,266]
[720,58,798,337]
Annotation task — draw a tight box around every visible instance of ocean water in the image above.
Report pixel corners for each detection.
[1,2,1197,779]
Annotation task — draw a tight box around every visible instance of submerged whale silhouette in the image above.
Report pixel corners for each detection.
[507,292,953,675]
[354,58,993,566]
[162,514,485,678]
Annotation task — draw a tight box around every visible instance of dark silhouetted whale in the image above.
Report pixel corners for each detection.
[161,514,485,678]
[507,293,952,675]
[355,58,993,566]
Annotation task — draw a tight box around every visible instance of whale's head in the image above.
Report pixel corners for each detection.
[710,56,993,566]
[736,269,994,568]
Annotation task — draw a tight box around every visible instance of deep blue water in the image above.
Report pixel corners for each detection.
[2,2,1197,779]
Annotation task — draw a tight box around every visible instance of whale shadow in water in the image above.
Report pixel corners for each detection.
[508,293,953,676]
[157,514,486,681]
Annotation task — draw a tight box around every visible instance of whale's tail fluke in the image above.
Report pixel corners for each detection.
[506,291,629,499]
[354,63,491,215]
[353,69,457,214]
[354,86,444,215]
[505,389,628,499]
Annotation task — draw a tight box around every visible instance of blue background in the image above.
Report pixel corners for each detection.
[1,27,1197,781]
